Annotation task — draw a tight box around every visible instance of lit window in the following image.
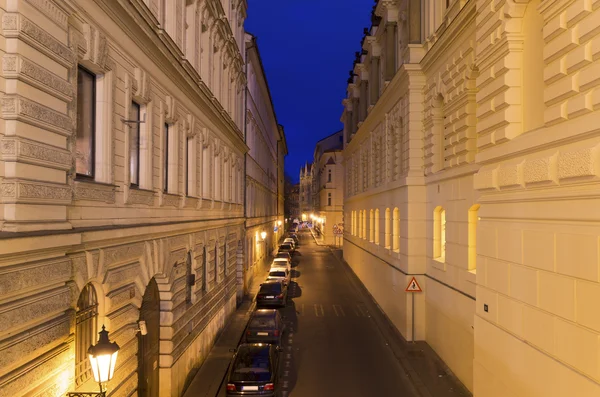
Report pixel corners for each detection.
[130,102,141,186]
[434,207,446,260]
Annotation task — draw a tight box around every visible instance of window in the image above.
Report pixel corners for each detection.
[202,246,208,292]
[186,136,192,196]
[468,205,480,271]
[186,251,193,303]
[385,208,391,248]
[328,169,332,183]
[434,206,446,260]
[392,208,400,251]
[76,67,96,178]
[130,102,141,186]
[375,208,380,245]
[214,242,219,282]
[75,284,98,386]
[328,193,332,206]
[163,123,169,192]
[369,209,374,242]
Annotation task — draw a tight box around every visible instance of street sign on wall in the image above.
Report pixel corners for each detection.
[333,223,344,235]
[405,277,422,292]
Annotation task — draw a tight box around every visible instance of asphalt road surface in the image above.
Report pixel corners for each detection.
[219,229,420,397]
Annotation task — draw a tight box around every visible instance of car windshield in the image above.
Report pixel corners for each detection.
[275,254,288,259]
[269,271,286,277]
[231,347,272,382]
[249,316,276,328]
[280,244,291,249]
[259,283,281,293]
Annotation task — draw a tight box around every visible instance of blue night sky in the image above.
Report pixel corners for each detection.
[245,0,373,183]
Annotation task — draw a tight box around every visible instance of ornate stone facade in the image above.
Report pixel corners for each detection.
[342,0,600,395]
[243,34,286,298]
[0,1,251,396]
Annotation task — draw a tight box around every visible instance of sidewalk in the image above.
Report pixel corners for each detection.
[328,245,472,397]
[308,227,326,246]
[182,255,273,397]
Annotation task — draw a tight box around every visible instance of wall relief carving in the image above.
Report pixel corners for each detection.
[3,14,73,67]
[2,95,72,136]
[126,188,155,206]
[24,0,68,30]
[3,54,73,100]
[103,243,145,267]
[1,137,71,170]
[0,180,71,203]
[74,182,116,203]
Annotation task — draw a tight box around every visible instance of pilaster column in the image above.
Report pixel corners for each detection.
[407,0,421,43]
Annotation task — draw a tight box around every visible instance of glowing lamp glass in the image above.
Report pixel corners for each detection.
[260,231,267,240]
[88,325,120,384]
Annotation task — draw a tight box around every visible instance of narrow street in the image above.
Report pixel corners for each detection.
[216,229,469,397]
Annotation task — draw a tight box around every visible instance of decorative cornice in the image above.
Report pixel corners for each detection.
[0,179,71,204]
[1,95,72,136]
[0,137,71,170]
[24,0,69,30]
[2,14,73,67]
[2,54,73,101]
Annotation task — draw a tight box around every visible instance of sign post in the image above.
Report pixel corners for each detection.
[405,277,422,343]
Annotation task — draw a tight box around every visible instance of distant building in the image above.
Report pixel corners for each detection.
[244,33,287,293]
[312,131,345,245]
[299,163,313,217]
[285,182,300,220]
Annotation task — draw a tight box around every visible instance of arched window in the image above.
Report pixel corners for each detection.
[392,208,400,251]
[214,242,219,282]
[375,209,380,245]
[468,205,480,271]
[362,210,367,239]
[434,206,446,260]
[385,208,391,248]
[75,283,98,386]
[369,209,374,242]
[358,210,362,238]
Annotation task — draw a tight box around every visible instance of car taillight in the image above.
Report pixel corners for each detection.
[246,330,251,335]
[264,383,274,391]
[273,330,280,336]
[226,384,236,391]
[277,294,283,299]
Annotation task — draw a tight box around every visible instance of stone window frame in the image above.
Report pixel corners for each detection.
[75,65,97,180]
[75,41,115,185]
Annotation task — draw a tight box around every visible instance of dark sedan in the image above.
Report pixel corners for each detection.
[277,243,293,254]
[256,280,287,308]
[226,343,280,396]
[244,309,285,345]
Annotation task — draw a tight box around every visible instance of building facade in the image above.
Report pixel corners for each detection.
[243,33,286,293]
[312,130,344,246]
[299,163,313,216]
[342,0,600,396]
[0,1,249,396]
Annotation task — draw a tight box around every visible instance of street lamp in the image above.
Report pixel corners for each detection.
[69,325,120,397]
[260,231,267,240]
[277,220,282,226]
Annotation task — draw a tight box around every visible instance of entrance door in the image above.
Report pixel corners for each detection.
[138,278,160,397]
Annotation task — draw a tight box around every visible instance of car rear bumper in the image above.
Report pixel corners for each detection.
[256,298,285,307]
[226,392,275,397]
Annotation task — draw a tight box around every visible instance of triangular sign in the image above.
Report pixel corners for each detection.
[405,277,422,292]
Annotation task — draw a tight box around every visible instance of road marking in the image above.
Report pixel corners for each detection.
[284,371,289,377]
[286,353,291,359]
[314,304,324,317]
[285,361,290,367]
[283,380,289,388]
[332,304,345,317]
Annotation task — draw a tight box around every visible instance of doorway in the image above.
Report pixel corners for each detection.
[138,278,160,397]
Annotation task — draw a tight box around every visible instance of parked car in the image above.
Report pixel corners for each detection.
[283,238,296,249]
[286,234,299,245]
[270,258,291,272]
[256,280,287,308]
[243,309,285,345]
[278,243,293,254]
[226,343,281,396]
[275,252,292,263]
[266,267,291,286]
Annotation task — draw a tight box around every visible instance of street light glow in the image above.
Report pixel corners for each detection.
[260,231,267,240]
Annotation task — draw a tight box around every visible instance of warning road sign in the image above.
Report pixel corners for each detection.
[405,277,422,292]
